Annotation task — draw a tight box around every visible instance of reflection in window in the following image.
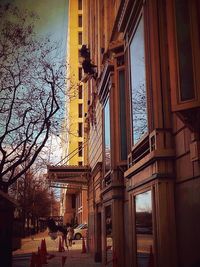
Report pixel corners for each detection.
[130,15,148,144]
[135,191,153,267]
[105,205,112,264]
[104,98,111,173]
[175,0,194,101]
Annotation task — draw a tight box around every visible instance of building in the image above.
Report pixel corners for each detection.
[80,0,200,267]
[48,0,88,227]
[48,0,200,266]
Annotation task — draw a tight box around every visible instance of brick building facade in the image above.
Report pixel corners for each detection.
[81,1,200,267]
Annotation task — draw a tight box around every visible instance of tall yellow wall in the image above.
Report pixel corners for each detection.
[68,0,83,166]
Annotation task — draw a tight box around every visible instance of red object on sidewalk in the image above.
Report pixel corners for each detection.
[35,254,42,267]
[37,247,41,256]
[41,251,48,264]
[29,252,36,267]
[40,239,45,254]
[148,246,154,267]
[81,237,86,253]
[62,256,67,267]
[43,238,47,255]
[40,239,47,256]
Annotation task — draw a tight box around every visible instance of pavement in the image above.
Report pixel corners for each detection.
[12,230,102,267]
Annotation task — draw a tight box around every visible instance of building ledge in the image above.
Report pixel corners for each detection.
[125,149,175,179]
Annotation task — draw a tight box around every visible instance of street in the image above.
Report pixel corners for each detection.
[12,231,102,267]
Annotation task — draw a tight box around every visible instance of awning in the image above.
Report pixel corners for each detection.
[47,165,90,186]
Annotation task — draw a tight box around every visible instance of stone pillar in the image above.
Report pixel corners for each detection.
[155,180,177,267]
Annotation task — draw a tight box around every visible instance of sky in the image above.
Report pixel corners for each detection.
[2,0,69,58]
[1,0,69,165]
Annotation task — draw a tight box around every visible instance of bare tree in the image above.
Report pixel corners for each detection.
[0,4,70,192]
[10,170,59,235]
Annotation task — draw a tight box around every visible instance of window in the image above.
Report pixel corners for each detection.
[78,122,82,137]
[78,67,82,81]
[78,15,82,27]
[104,98,111,173]
[78,0,82,10]
[78,141,83,157]
[175,0,195,101]
[135,191,153,267]
[72,194,76,209]
[78,85,83,99]
[78,161,83,166]
[78,32,82,45]
[167,0,200,112]
[105,205,112,263]
[130,15,148,145]
[119,69,127,160]
[78,104,83,118]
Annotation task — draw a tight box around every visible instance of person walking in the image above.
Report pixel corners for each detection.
[67,224,74,247]
[62,227,68,250]
[30,224,35,240]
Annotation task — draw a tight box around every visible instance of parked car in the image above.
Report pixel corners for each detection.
[73,223,88,240]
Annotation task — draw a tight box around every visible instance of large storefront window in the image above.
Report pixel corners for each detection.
[135,190,153,267]
[105,205,112,264]
[104,98,111,174]
[130,15,148,144]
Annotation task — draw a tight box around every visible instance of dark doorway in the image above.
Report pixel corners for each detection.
[95,212,102,262]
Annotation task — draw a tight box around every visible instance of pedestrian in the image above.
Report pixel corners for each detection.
[67,224,74,247]
[30,224,35,240]
[62,227,68,250]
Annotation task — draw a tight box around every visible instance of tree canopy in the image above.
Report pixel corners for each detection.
[0,4,69,191]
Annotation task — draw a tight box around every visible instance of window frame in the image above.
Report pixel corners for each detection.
[103,95,111,178]
[166,0,200,111]
[128,11,148,146]
[130,185,156,267]
[114,51,128,163]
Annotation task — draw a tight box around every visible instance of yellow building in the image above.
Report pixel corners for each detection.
[60,0,88,227]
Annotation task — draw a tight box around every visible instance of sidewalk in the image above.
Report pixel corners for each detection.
[13,231,102,267]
